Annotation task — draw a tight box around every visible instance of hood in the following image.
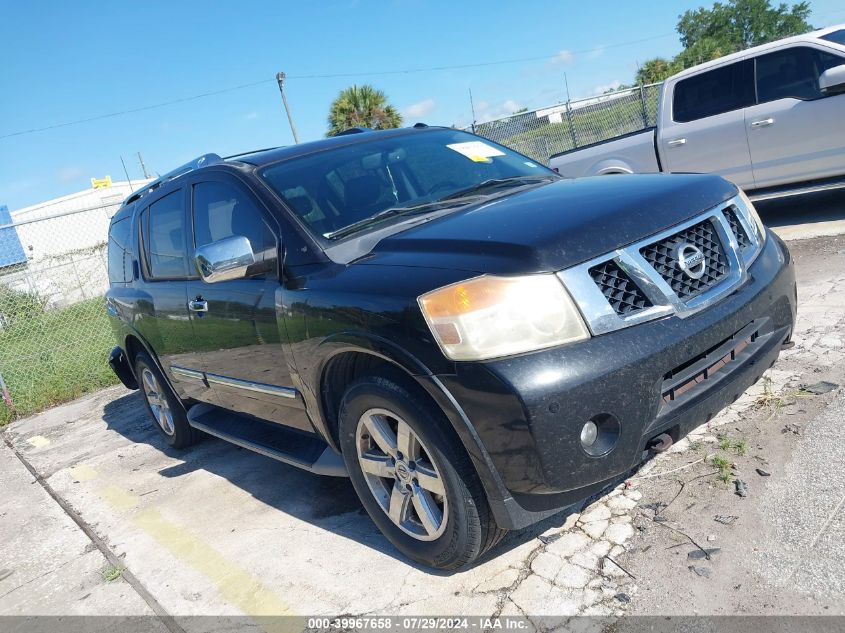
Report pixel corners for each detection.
[357,173,738,274]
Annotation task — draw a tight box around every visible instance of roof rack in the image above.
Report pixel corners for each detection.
[223,147,282,160]
[122,153,222,206]
[336,127,371,136]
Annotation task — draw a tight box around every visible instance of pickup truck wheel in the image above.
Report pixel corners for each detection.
[134,352,198,449]
[338,374,506,570]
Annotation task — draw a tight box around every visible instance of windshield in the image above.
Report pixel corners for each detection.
[259,129,557,240]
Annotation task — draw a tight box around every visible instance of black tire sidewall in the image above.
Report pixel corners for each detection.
[338,375,484,569]
[133,352,194,448]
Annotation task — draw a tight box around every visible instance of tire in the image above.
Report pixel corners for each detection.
[338,372,506,570]
[133,352,198,449]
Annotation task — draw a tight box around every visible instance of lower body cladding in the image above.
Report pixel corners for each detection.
[438,234,797,530]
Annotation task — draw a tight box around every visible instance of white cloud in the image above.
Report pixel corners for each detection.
[549,50,574,66]
[58,166,84,182]
[243,112,260,121]
[591,80,623,95]
[402,98,435,119]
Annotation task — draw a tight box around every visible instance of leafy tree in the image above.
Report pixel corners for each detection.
[676,0,812,65]
[631,0,813,83]
[636,58,683,84]
[326,85,402,136]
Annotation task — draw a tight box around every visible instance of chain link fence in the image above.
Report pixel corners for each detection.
[468,83,663,164]
[0,183,147,424]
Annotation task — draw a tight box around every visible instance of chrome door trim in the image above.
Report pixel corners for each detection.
[205,372,298,399]
[171,366,205,381]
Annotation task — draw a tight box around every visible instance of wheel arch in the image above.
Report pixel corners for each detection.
[313,334,513,525]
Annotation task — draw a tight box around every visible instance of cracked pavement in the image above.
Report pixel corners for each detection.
[2,218,844,626]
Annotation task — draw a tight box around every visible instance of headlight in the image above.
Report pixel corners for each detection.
[737,190,767,247]
[418,274,590,361]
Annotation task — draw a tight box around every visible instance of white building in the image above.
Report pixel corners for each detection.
[2,178,151,308]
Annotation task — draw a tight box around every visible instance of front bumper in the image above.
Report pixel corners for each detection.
[440,233,796,529]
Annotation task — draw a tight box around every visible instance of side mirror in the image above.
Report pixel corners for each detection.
[194,236,255,283]
[819,64,845,95]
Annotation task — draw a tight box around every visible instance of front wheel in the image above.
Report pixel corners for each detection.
[338,373,506,569]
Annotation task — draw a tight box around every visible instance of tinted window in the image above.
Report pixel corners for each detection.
[756,46,845,102]
[260,129,555,239]
[192,181,277,278]
[146,191,188,279]
[820,29,845,46]
[673,60,754,122]
[107,216,131,283]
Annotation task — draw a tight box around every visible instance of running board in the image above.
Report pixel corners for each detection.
[186,403,347,477]
[748,177,845,202]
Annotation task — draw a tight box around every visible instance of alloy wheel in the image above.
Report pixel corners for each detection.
[141,368,175,436]
[355,408,448,541]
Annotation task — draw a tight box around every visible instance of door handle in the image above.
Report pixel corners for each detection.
[188,299,208,313]
[750,118,775,128]
[667,138,686,148]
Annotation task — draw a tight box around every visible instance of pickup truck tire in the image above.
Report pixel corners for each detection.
[338,373,506,570]
[134,352,198,449]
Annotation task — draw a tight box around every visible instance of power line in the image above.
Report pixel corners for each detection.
[0,34,677,141]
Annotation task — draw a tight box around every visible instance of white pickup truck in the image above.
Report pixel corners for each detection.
[549,25,845,200]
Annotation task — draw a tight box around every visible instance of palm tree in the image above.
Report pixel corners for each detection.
[326,85,402,136]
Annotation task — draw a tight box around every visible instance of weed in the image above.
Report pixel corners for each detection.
[102,566,124,582]
[710,454,734,485]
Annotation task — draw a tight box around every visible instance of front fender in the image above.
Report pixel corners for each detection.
[308,331,530,528]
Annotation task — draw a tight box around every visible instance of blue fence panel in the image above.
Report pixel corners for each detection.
[0,205,27,268]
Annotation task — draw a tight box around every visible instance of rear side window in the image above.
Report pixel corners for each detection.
[673,60,754,122]
[756,46,845,103]
[144,190,188,279]
[820,29,845,46]
[107,216,131,283]
[192,181,277,278]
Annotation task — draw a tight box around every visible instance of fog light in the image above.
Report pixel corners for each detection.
[580,421,598,447]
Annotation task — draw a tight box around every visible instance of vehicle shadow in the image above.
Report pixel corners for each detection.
[101,391,594,574]
[756,189,845,232]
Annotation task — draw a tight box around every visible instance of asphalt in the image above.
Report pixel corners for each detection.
[758,389,845,597]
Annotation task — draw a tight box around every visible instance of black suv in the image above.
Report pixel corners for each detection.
[106,126,796,569]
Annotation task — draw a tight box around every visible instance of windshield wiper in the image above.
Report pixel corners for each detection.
[438,175,557,202]
[324,198,480,241]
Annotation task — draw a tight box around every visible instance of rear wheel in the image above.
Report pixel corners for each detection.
[338,373,506,569]
[134,352,198,448]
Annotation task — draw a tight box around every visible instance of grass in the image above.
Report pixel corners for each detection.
[0,297,118,426]
[102,565,124,582]
[710,454,734,484]
[752,375,816,422]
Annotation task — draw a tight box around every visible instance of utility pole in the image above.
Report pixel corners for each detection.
[137,152,151,179]
[276,71,300,144]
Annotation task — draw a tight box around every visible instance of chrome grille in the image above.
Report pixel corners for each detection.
[589,261,652,316]
[639,219,728,300]
[724,207,751,250]
[558,195,764,337]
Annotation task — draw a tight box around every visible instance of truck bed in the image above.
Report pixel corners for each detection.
[549,128,661,179]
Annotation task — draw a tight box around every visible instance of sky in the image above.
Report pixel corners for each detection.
[2,0,844,211]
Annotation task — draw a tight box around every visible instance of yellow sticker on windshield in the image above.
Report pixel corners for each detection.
[446,141,505,163]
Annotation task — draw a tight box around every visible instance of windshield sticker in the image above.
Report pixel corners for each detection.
[523,161,538,168]
[446,141,505,163]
